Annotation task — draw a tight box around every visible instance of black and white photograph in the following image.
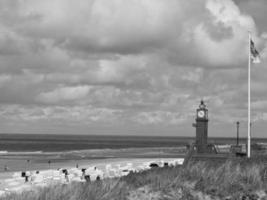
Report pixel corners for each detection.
[0,0,266,199]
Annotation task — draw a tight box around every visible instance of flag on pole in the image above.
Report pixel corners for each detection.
[247,34,261,158]
[250,39,261,63]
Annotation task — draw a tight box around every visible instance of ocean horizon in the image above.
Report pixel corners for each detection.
[0,133,266,152]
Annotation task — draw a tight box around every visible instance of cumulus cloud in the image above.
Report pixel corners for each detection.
[0,0,266,136]
[36,85,91,104]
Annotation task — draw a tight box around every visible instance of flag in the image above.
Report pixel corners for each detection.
[250,39,261,63]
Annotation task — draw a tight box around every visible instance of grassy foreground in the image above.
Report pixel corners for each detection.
[2,158,267,200]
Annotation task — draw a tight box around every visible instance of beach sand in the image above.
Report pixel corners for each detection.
[0,155,184,194]
[0,147,186,195]
[0,147,186,172]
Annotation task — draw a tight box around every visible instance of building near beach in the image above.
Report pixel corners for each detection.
[192,100,217,154]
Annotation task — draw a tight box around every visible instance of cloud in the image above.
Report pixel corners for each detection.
[37,85,91,104]
[1,0,259,66]
[0,0,262,79]
[0,0,266,135]
[234,0,267,34]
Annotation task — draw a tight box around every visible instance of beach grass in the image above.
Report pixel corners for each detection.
[1,158,267,200]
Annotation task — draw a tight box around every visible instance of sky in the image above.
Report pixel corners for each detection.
[0,0,267,137]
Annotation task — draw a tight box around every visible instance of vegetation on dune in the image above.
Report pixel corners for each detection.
[2,158,267,200]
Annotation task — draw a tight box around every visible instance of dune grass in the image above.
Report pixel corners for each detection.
[2,158,267,200]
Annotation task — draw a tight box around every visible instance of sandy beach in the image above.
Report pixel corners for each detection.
[0,147,186,171]
[0,146,186,196]
[0,157,184,196]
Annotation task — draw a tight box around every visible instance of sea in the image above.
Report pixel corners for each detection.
[0,134,266,152]
[0,134,192,152]
[0,134,266,173]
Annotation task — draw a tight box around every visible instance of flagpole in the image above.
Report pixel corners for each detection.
[248,32,251,158]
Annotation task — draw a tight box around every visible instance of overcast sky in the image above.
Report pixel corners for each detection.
[0,0,267,137]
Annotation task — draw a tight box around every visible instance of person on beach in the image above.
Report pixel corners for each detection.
[48,160,51,169]
[81,168,86,180]
[65,170,69,182]
[25,171,30,182]
[4,165,8,171]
